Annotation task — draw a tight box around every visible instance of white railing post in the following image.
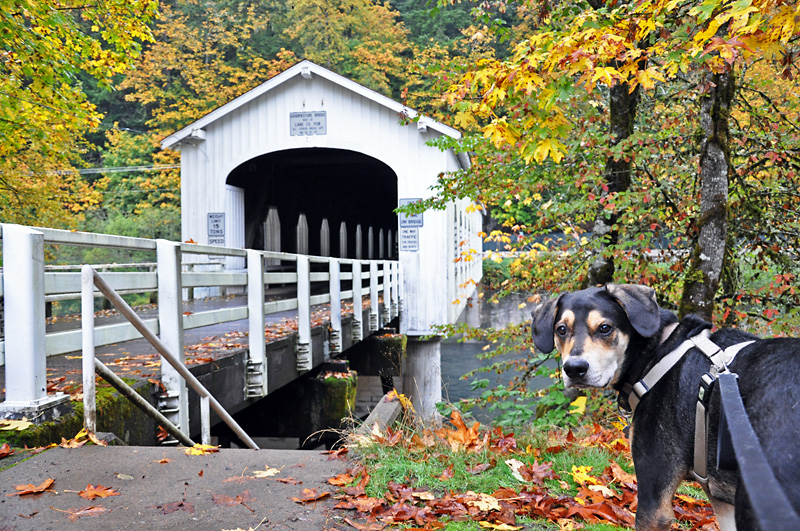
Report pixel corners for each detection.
[156,239,189,435]
[382,260,391,324]
[369,261,379,332]
[329,258,342,354]
[296,255,312,372]
[246,249,267,397]
[391,262,400,318]
[81,266,96,432]
[200,395,211,445]
[0,224,67,418]
[352,260,363,341]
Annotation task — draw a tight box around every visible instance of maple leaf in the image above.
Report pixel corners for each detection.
[251,466,280,478]
[324,447,349,460]
[185,443,219,456]
[0,442,15,459]
[478,522,522,530]
[8,478,56,496]
[212,490,256,512]
[150,499,194,514]
[77,484,121,500]
[328,472,356,486]
[291,488,331,504]
[436,463,455,481]
[0,418,33,431]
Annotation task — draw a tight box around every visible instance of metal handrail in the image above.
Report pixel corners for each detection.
[81,265,259,449]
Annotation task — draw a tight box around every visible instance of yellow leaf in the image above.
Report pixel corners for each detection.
[478,522,522,530]
[465,492,502,512]
[185,443,220,456]
[569,396,587,415]
[571,465,600,486]
[251,465,281,478]
[0,418,33,431]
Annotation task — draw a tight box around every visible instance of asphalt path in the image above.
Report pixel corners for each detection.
[0,445,349,530]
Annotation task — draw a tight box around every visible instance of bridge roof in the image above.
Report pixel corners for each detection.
[161,59,463,150]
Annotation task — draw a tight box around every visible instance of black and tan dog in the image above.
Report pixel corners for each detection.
[531,284,800,531]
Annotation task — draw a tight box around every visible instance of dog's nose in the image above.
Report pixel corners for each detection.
[563,358,589,379]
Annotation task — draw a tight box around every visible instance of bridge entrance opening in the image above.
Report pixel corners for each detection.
[227,147,398,259]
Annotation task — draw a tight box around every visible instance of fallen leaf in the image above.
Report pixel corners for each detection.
[478,522,522,530]
[185,443,219,456]
[291,488,331,504]
[251,466,280,478]
[114,472,134,481]
[7,478,55,496]
[275,477,301,485]
[0,418,33,431]
[212,490,256,512]
[465,492,501,512]
[328,472,355,486]
[77,484,120,500]
[51,505,111,521]
[155,457,171,464]
[0,442,15,459]
[343,517,386,530]
[150,499,194,514]
[60,436,88,449]
[324,447,349,460]
[436,464,454,481]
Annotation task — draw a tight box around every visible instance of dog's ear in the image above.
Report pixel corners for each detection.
[605,284,660,337]
[531,296,560,353]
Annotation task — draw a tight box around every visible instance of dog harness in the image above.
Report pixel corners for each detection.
[624,329,755,486]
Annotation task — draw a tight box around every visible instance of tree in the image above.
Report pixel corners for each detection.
[282,0,412,96]
[121,0,297,133]
[432,0,800,328]
[0,0,157,226]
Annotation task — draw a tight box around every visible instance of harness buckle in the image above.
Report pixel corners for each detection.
[698,372,716,405]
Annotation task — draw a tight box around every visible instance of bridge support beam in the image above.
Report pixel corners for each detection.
[0,225,69,420]
[402,336,442,422]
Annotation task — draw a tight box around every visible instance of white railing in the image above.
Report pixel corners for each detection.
[0,223,402,429]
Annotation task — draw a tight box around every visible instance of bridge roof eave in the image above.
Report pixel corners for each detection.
[160,59,463,151]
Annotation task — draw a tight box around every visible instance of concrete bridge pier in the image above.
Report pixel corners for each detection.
[402,336,442,422]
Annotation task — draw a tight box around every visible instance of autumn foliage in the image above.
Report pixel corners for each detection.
[335,411,718,530]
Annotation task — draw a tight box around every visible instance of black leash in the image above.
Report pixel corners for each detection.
[717,372,800,530]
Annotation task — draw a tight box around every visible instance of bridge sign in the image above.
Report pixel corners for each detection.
[290,111,327,136]
[208,212,225,246]
[399,227,419,252]
[398,198,423,228]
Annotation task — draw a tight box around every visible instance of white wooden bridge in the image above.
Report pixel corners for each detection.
[0,60,482,439]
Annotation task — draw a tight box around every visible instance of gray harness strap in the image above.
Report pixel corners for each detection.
[626,329,755,485]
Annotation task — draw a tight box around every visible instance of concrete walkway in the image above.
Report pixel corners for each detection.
[0,445,348,530]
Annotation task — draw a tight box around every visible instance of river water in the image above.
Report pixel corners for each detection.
[440,292,553,424]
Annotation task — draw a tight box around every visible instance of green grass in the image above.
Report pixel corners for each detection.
[350,423,639,530]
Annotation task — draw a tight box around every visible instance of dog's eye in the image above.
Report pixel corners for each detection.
[598,324,613,335]
[555,324,568,336]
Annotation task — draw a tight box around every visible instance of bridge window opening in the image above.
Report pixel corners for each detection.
[226,148,397,258]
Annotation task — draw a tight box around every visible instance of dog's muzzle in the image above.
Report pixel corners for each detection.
[563,358,589,380]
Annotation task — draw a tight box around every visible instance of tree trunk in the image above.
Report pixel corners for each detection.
[679,68,735,321]
[588,81,639,285]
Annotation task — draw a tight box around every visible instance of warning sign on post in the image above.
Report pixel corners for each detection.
[207,213,225,246]
[398,198,423,227]
[399,227,419,252]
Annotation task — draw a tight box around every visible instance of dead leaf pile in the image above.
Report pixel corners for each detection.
[335,417,718,530]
